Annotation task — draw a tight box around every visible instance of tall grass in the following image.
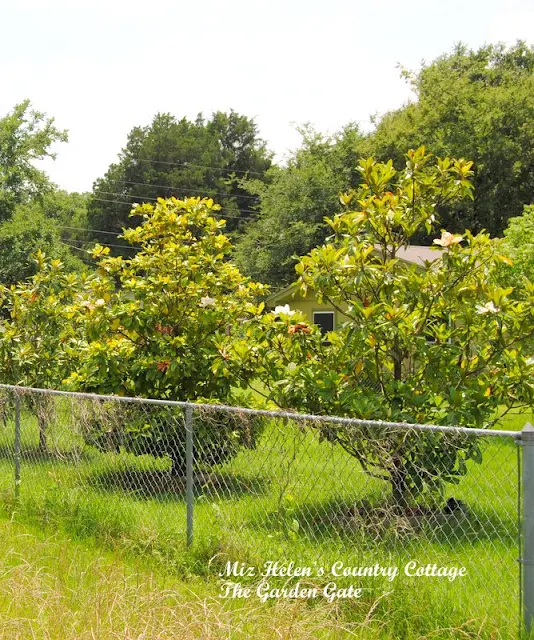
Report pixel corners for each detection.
[0,519,519,640]
[0,402,529,638]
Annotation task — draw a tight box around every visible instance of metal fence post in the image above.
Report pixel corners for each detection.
[14,394,21,500]
[185,406,194,547]
[521,422,534,634]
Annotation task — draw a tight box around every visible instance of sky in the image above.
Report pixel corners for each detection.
[2,0,534,193]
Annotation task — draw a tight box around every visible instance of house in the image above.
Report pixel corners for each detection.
[266,245,439,334]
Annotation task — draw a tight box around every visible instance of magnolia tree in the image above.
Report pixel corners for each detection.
[218,148,534,506]
[64,197,267,474]
[0,252,88,450]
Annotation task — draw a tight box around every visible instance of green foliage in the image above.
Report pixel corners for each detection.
[363,42,534,238]
[87,111,272,248]
[0,251,86,388]
[236,41,534,285]
[235,125,365,286]
[220,148,534,505]
[497,204,534,286]
[39,190,90,243]
[0,252,89,449]
[0,101,67,222]
[66,197,267,472]
[0,206,84,285]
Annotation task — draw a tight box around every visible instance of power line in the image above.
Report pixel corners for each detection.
[61,240,92,254]
[59,225,123,237]
[62,237,138,251]
[91,195,261,220]
[93,176,347,216]
[99,174,349,206]
[59,241,97,267]
[91,197,140,207]
[133,157,269,177]
[116,121,376,177]
[104,178,262,203]
[94,190,262,216]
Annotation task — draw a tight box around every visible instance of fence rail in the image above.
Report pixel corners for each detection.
[0,383,529,637]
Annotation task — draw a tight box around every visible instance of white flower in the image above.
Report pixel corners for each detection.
[199,296,216,308]
[433,231,463,248]
[476,301,499,315]
[273,304,296,316]
[95,299,106,307]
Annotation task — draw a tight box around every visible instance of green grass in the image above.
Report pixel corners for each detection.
[0,402,530,638]
[0,518,375,639]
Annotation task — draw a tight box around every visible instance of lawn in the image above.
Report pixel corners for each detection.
[0,396,530,639]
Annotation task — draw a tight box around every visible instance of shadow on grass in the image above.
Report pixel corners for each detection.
[245,497,517,549]
[89,468,268,501]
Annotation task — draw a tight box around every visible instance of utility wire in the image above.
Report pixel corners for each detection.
[132,157,269,177]
[62,237,138,251]
[59,241,97,267]
[103,178,263,202]
[98,175,345,206]
[115,120,375,177]
[91,195,261,220]
[59,225,124,237]
[94,190,261,215]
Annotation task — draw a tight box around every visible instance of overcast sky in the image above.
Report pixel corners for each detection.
[2,0,533,193]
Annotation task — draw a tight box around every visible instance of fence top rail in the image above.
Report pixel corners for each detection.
[0,383,521,439]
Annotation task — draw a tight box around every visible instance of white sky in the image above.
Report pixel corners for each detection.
[2,0,534,193]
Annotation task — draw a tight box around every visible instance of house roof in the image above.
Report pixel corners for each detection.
[393,244,440,265]
[266,244,440,305]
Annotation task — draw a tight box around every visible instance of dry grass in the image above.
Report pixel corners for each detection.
[0,519,506,640]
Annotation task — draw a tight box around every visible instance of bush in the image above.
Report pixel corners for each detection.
[75,401,263,476]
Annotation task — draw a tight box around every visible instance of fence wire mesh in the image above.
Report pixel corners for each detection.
[0,385,523,637]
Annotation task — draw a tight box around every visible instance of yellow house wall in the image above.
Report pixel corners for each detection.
[272,291,350,329]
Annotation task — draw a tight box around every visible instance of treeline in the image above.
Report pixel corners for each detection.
[1,41,534,286]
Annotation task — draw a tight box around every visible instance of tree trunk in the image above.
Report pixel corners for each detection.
[390,459,410,509]
[393,338,403,381]
[393,357,402,382]
[37,413,48,452]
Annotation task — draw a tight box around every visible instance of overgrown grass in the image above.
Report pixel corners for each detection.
[0,402,530,638]
[0,518,526,640]
[0,519,385,639]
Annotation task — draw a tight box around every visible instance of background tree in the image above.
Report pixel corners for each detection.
[363,42,534,238]
[220,148,534,507]
[497,204,534,286]
[38,189,89,243]
[0,206,84,285]
[235,125,365,286]
[87,111,272,251]
[0,100,67,222]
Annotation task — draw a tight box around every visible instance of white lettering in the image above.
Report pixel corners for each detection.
[262,561,312,578]
[404,561,467,581]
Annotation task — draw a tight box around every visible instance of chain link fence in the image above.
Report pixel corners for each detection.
[0,384,527,637]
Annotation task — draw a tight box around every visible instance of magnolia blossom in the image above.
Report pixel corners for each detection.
[476,301,499,315]
[433,231,463,248]
[199,296,216,308]
[273,304,296,316]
